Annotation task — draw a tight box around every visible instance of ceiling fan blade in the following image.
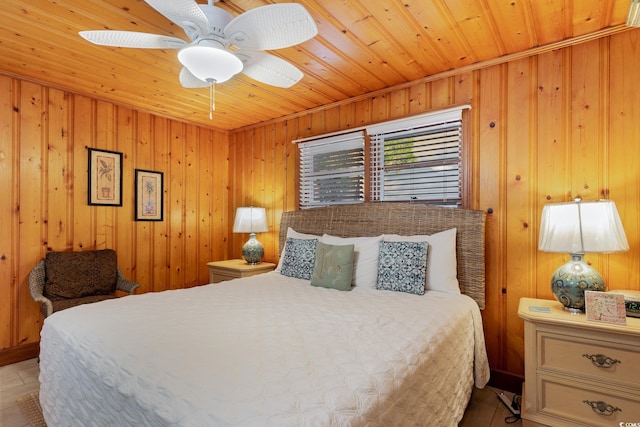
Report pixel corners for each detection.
[224,3,317,50]
[79,30,186,49]
[179,67,209,88]
[145,0,210,37]
[236,50,303,88]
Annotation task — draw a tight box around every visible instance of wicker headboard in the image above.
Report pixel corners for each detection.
[279,203,487,309]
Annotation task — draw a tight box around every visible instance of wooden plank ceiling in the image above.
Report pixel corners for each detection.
[0,0,632,131]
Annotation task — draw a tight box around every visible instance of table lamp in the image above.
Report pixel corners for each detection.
[233,207,269,264]
[538,198,629,313]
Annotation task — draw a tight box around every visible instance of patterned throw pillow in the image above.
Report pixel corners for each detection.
[383,228,459,294]
[275,228,320,273]
[310,242,355,291]
[44,249,118,299]
[376,241,428,295]
[280,238,318,280]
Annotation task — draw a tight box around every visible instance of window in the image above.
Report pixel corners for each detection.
[368,108,463,206]
[295,106,468,209]
[298,131,365,208]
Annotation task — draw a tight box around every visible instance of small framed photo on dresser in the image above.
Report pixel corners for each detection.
[585,291,626,325]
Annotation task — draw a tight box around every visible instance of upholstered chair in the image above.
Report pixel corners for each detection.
[29,249,140,318]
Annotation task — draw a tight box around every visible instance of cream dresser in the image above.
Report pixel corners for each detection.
[518,297,640,427]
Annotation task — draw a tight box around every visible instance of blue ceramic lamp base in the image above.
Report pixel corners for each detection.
[242,233,264,265]
[551,253,605,313]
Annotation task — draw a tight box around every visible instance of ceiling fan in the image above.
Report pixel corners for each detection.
[79,0,318,90]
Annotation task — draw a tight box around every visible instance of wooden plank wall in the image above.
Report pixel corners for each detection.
[0,81,230,359]
[229,31,640,380]
[1,30,639,382]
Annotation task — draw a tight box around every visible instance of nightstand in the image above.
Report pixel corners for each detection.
[207,259,276,283]
[518,297,640,427]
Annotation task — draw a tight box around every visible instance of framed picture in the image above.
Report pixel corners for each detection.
[88,148,123,206]
[585,291,626,325]
[134,169,164,221]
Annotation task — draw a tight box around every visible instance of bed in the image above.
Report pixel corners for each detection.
[39,202,489,426]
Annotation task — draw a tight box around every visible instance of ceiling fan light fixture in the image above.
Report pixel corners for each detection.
[628,0,640,27]
[177,44,243,83]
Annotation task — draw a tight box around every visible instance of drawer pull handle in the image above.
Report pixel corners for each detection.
[582,353,621,368]
[582,400,622,416]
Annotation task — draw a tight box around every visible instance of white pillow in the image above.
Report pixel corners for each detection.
[275,227,320,272]
[383,228,459,294]
[320,234,383,289]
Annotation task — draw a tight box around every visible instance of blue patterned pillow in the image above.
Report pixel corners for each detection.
[376,241,428,295]
[280,238,318,280]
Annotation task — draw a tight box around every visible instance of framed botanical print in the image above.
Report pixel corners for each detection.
[88,148,123,206]
[134,169,164,221]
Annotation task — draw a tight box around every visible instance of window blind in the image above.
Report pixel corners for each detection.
[369,110,463,206]
[298,131,365,208]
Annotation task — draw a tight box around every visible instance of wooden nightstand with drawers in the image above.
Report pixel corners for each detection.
[518,297,640,427]
[207,259,276,283]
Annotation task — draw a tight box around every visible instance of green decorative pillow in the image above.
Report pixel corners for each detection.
[376,241,428,295]
[310,242,355,291]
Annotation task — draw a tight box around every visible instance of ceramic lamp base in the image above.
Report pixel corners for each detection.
[551,253,605,313]
[242,233,264,265]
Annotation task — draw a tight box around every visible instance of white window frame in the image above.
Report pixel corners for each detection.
[294,106,469,209]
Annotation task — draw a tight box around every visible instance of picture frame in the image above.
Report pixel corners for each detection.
[134,169,164,221]
[585,291,627,325]
[88,148,123,206]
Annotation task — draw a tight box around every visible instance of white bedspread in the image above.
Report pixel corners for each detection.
[39,272,489,426]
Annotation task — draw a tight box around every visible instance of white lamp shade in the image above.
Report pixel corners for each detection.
[538,199,629,253]
[177,43,243,83]
[233,207,268,233]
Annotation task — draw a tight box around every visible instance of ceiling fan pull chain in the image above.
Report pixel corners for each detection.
[208,80,216,120]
